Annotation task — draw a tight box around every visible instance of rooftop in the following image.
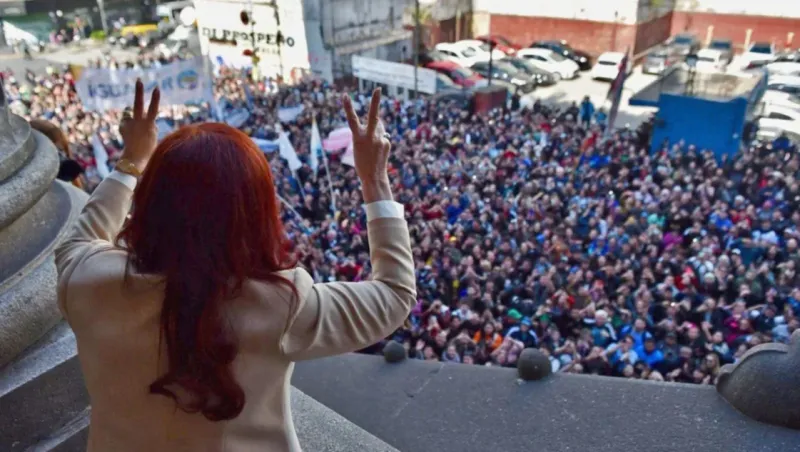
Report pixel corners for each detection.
[629,66,764,107]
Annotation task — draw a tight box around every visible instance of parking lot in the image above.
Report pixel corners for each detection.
[529,68,659,127]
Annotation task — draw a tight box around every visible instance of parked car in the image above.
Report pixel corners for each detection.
[455,39,507,60]
[436,73,461,93]
[768,75,800,95]
[591,52,628,81]
[476,35,519,56]
[766,61,800,77]
[668,33,701,56]
[706,38,734,64]
[694,49,728,72]
[469,60,536,93]
[529,40,592,70]
[414,49,450,66]
[775,51,800,63]
[516,48,579,80]
[425,60,485,88]
[758,104,800,135]
[502,57,556,86]
[740,42,777,69]
[434,42,484,67]
[761,90,800,112]
[642,46,679,75]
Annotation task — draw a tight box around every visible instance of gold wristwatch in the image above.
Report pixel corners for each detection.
[115,158,142,178]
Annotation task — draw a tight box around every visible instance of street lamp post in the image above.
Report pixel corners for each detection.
[413,0,420,99]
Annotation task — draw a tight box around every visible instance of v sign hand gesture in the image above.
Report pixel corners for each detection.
[119,78,161,173]
[343,89,393,204]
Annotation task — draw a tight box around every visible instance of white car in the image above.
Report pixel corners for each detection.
[590,52,628,81]
[767,75,800,96]
[758,104,800,135]
[738,42,777,70]
[766,61,800,77]
[761,90,800,112]
[516,48,579,81]
[454,39,507,61]
[694,49,727,72]
[434,42,484,67]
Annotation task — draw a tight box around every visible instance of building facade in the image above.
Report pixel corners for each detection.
[430,0,798,57]
[302,0,411,82]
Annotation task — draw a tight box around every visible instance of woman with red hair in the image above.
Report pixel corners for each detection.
[55,81,416,451]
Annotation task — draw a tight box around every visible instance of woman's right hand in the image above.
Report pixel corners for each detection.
[119,79,160,172]
[343,89,392,203]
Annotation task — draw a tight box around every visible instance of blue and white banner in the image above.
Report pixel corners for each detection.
[278,105,305,123]
[75,57,215,113]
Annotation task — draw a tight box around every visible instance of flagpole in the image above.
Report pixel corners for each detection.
[321,146,337,215]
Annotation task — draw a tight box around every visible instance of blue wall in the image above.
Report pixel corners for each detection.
[650,94,748,159]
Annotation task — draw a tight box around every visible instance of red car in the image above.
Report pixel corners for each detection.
[476,35,519,55]
[425,61,484,88]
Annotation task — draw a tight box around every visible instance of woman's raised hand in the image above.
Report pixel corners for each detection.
[342,89,393,203]
[119,79,160,172]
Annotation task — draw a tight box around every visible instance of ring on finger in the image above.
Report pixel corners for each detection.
[382,132,391,140]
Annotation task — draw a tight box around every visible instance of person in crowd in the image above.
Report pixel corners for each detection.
[8,45,797,388]
[54,84,415,451]
[30,118,84,188]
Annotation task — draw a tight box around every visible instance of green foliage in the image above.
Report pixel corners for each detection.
[90,30,107,40]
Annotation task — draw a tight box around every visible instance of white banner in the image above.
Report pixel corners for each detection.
[75,57,214,113]
[194,0,310,81]
[352,56,438,95]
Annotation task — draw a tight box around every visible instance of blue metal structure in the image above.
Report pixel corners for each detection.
[630,67,768,159]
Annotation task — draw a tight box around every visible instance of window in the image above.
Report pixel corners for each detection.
[450,67,474,78]
[462,47,477,57]
[532,55,546,62]
[550,53,566,62]
[750,43,773,54]
[472,62,487,71]
[709,40,731,50]
[673,35,694,45]
[478,43,492,52]
[598,60,618,66]
[768,112,793,120]
[442,50,457,57]
[698,56,715,63]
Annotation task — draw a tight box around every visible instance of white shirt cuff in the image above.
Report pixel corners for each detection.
[107,171,138,190]
[364,200,404,221]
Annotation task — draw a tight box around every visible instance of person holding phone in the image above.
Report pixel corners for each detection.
[54,82,416,451]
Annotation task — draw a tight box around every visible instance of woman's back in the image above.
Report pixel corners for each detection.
[56,84,415,451]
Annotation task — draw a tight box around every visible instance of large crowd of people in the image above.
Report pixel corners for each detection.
[5,48,799,386]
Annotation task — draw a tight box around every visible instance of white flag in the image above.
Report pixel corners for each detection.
[341,141,355,167]
[91,134,110,178]
[278,131,303,172]
[310,118,323,175]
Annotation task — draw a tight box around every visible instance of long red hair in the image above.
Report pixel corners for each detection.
[117,123,296,421]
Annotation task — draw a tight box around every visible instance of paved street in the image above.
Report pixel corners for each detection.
[2,46,658,128]
[532,68,659,128]
[0,43,140,74]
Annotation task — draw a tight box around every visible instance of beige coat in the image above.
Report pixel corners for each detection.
[55,175,416,452]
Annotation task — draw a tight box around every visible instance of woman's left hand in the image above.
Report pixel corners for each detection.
[119,79,160,172]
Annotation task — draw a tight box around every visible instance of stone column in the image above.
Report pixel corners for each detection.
[0,89,90,451]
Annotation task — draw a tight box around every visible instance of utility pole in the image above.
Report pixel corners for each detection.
[413,0,420,98]
[272,0,284,82]
[487,42,494,86]
[97,0,108,33]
